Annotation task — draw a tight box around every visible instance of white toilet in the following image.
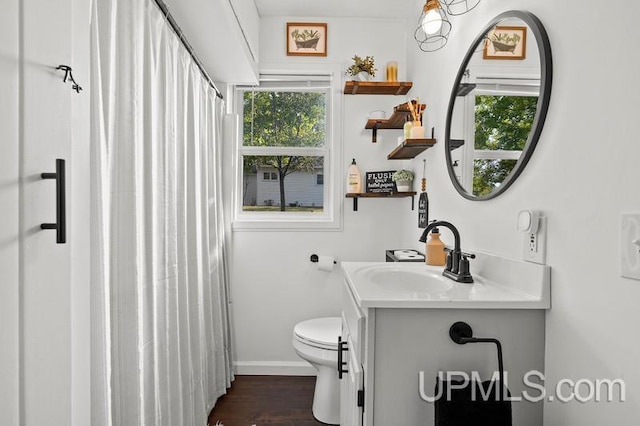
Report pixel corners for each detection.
[292,317,342,425]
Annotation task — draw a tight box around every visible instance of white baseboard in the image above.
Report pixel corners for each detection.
[234,361,316,376]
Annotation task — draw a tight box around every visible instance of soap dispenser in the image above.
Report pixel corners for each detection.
[346,158,362,193]
[425,222,446,266]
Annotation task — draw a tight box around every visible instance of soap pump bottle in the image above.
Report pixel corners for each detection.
[346,158,362,193]
[425,222,447,266]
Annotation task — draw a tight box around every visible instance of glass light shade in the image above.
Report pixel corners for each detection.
[422,9,443,34]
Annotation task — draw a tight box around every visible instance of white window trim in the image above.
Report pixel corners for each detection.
[231,68,342,231]
[473,150,522,160]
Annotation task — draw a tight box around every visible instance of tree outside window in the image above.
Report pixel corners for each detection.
[473,95,538,196]
[241,89,327,212]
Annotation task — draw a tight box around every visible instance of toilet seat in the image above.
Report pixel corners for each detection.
[293,317,341,351]
[292,316,342,425]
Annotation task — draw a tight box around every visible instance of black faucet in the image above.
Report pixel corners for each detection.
[419,221,474,283]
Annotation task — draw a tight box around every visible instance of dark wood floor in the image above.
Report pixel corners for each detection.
[208,375,326,426]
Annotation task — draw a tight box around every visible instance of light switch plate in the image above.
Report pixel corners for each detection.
[621,213,640,280]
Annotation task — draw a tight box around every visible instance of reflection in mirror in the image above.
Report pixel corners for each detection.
[445,11,552,200]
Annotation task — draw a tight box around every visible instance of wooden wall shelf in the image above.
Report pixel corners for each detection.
[345,192,417,211]
[387,138,437,160]
[365,101,425,142]
[344,81,412,95]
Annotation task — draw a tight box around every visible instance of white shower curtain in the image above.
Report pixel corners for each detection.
[90,1,233,425]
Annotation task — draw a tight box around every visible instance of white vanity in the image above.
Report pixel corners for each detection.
[339,253,550,426]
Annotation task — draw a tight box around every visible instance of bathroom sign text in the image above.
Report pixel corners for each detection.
[366,170,397,193]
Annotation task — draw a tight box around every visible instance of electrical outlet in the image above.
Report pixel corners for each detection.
[529,232,538,253]
[523,217,547,264]
[621,213,640,280]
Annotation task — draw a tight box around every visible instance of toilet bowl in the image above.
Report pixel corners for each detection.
[292,317,342,425]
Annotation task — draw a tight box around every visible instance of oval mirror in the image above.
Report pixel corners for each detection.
[445,10,552,200]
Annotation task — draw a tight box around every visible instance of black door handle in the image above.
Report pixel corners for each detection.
[338,336,348,379]
[41,159,66,244]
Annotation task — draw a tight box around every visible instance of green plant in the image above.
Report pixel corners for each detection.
[291,29,320,41]
[346,55,377,77]
[392,169,414,182]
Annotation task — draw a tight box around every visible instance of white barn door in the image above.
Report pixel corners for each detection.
[0,0,89,424]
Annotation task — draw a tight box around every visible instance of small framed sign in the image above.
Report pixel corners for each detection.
[483,26,527,60]
[287,22,328,57]
[366,171,397,193]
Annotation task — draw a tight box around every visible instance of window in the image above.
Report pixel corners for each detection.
[234,74,339,229]
[473,93,538,196]
[451,81,539,197]
[263,172,278,181]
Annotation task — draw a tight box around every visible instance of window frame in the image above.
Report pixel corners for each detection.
[231,71,342,231]
[460,85,539,191]
[263,172,278,181]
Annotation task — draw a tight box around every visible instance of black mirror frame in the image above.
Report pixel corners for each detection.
[444,10,553,201]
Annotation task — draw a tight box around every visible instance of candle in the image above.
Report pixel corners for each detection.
[410,125,425,139]
[386,61,398,82]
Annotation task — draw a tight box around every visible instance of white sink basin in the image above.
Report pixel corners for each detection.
[357,264,453,295]
[341,256,551,309]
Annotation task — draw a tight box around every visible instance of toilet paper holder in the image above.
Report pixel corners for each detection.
[310,254,337,264]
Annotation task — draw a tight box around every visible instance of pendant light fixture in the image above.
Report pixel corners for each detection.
[414,0,451,52]
[414,0,482,52]
[443,0,482,16]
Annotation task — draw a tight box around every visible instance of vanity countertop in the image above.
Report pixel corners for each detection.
[341,257,550,309]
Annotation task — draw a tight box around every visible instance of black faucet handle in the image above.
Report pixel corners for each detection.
[461,251,476,259]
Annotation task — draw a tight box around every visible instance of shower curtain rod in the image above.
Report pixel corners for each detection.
[153,0,224,99]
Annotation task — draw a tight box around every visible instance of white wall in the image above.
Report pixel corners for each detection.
[405,1,640,424]
[229,16,416,374]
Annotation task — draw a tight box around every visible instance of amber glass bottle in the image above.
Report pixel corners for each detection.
[426,227,446,266]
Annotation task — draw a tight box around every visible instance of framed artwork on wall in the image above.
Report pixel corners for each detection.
[286,22,327,57]
[483,26,527,60]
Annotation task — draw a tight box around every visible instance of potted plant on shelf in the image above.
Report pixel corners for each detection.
[392,170,414,192]
[346,55,377,81]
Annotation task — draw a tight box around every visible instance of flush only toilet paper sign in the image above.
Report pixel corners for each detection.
[366,170,397,193]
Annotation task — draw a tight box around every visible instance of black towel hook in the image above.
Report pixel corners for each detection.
[56,65,82,93]
[449,321,506,399]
